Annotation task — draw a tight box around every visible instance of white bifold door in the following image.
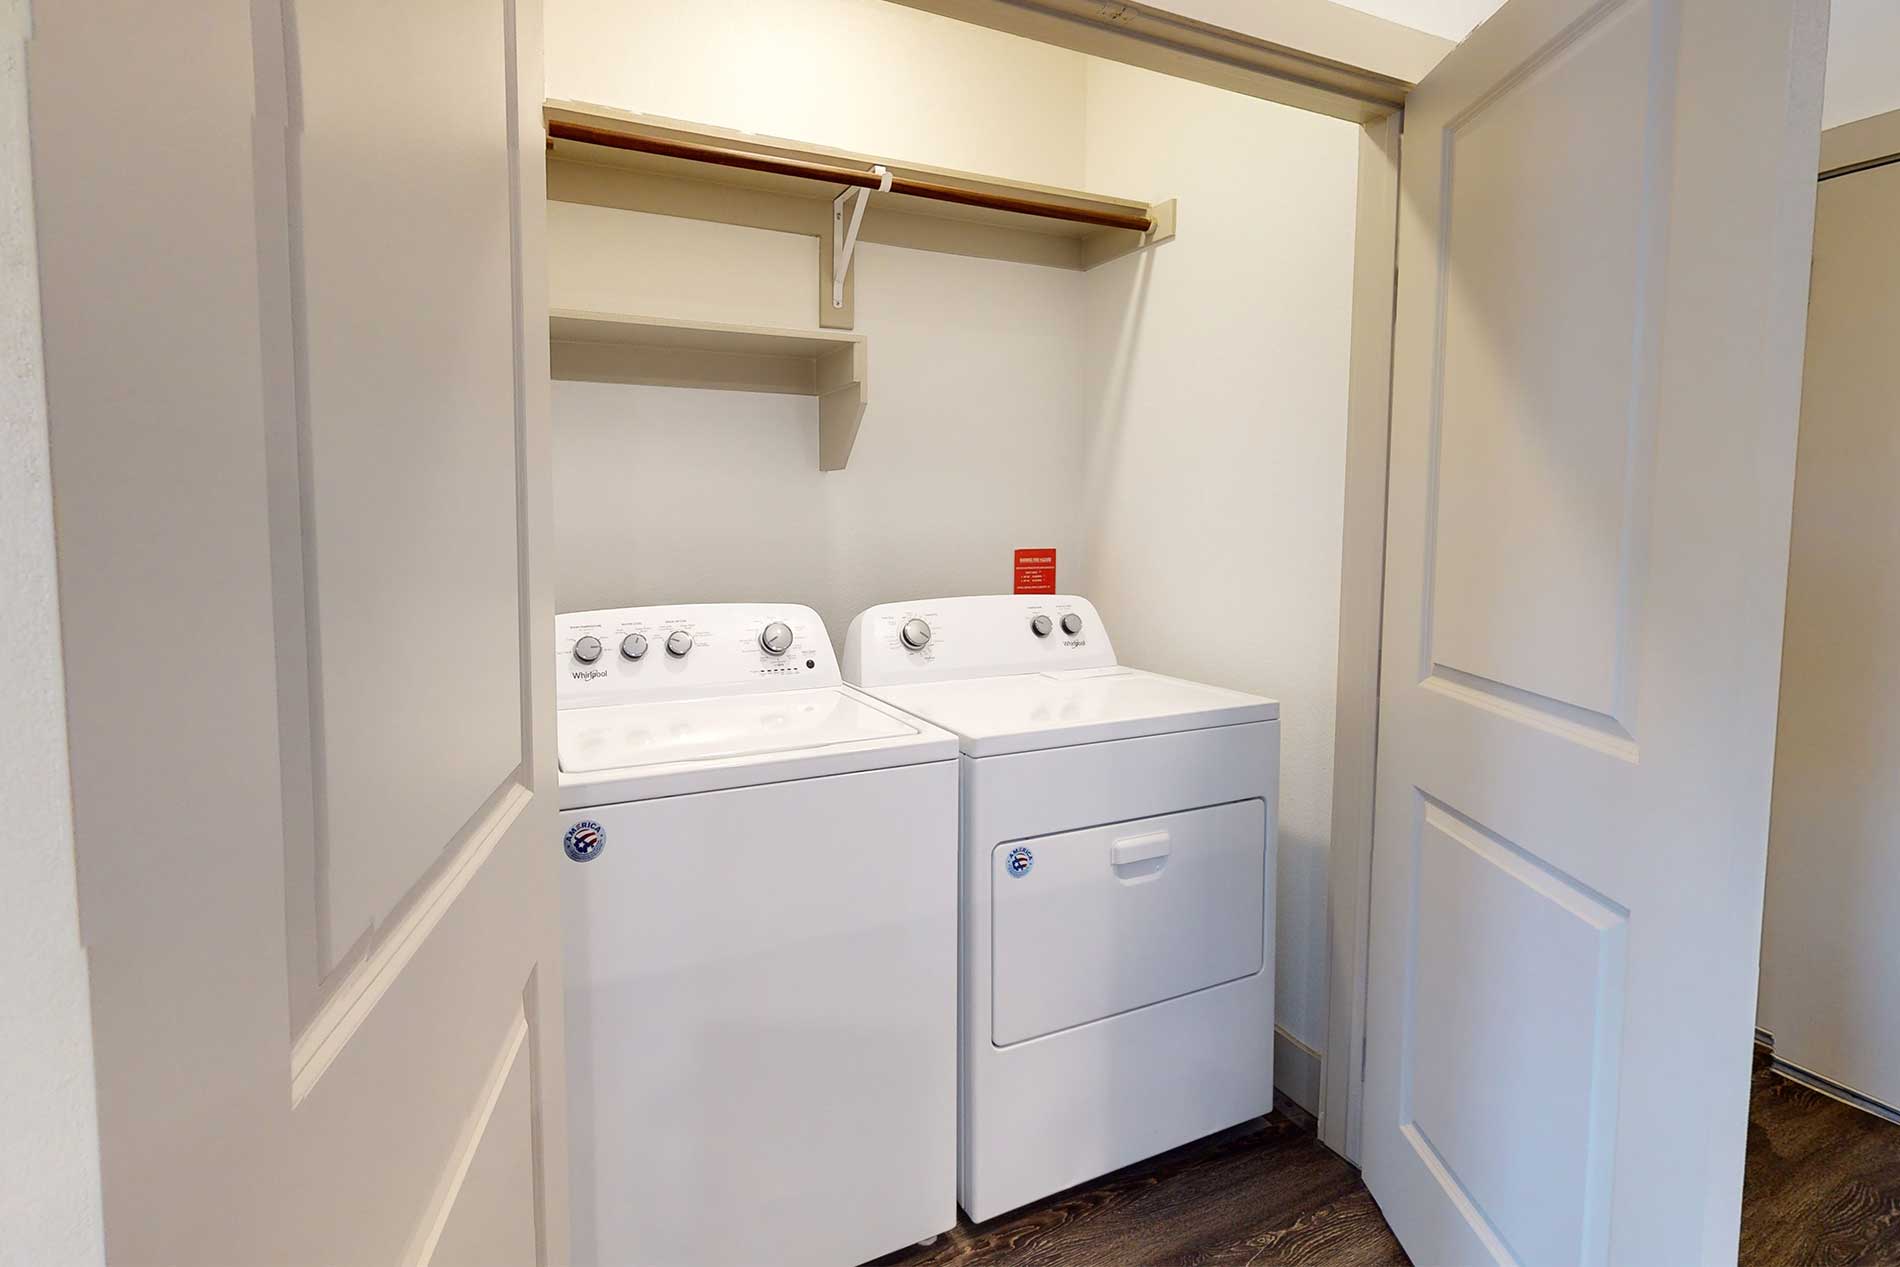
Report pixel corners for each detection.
[1362,0,1826,1264]
[29,0,566,1262]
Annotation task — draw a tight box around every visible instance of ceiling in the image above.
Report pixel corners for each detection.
[1338,0,1900,128]
[1331,0,1497,42]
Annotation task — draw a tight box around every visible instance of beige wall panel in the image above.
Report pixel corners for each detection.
[1759,159,1900,1109]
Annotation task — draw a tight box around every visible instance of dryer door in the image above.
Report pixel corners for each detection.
[991,800,1267,1046]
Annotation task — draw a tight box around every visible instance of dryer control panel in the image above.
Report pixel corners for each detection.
[842,594,1117,688]
[557,603,840,709]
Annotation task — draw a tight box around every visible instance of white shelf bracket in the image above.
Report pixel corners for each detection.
[832,165,890,309]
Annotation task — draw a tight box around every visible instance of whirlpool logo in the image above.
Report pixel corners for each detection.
[571,668,607,681]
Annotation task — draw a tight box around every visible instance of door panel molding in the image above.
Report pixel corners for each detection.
[1400,793,1628,1267]
[292,778,532,1101]
[1416,0,1668,735]
[404,990,539,1267]
[261,0,533,1027]
[263,0,549,1036]
[1420,667,1638,761]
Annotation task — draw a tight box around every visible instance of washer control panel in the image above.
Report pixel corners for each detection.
[557,603,839,708]
[842,594,1115,687]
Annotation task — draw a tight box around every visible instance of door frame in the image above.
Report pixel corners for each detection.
[878,0,1414,1163]
[1320,107,1402,1163]
[1819,106,1900,179]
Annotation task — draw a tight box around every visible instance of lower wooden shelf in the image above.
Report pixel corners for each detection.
[548,309,868,471]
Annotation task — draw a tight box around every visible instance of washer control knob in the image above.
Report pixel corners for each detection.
[760,621,794,656]
[1060,613,1084,636]
[620,633,648,661]
[1030,614,1053,638]
[900,618,932,651]
[572,635,602,664]
[665,629,694,658]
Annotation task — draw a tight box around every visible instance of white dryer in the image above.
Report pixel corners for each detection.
[557,603,959,1267]
[843,594,1279,1222]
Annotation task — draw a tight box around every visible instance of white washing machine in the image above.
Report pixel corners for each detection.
[557,603,959,1267]
[843,594,1279,1222]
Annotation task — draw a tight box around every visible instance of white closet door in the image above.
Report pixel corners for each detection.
[1361,0,1825,1264]
[28,0,566,1261]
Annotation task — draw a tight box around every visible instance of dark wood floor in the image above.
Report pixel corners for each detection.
[1741,1050,1900,1266]
[872,1096,1408,1267]
[873,1057,1900,1267]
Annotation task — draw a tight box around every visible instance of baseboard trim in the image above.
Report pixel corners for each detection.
[1274,1026,1323,1117]
[1771,1058,1900,1128]
[1756,1030,1900,1127]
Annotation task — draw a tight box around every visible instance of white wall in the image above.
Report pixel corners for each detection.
[547,0,1087,187]
[545,2,1095,640]
[549,219,1089,639]
[1,3,105,1263]
[1821,0,1900,129]
[1079,60,1359,1057]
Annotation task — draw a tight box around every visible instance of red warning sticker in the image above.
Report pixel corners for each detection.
[1014,548,1056,595]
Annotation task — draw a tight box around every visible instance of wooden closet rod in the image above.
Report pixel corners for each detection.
[546,119,1157,234]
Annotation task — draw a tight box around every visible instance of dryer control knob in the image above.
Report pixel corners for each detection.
[760,621,794,656]
[900,617,932,650]
[572,635,602,664]
[1060,613,1084,636]
[620,633,648,661]
[665,629,694,658]
[1030,615,1053,638]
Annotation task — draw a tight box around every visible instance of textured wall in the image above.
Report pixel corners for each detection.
[1,2,105,1262]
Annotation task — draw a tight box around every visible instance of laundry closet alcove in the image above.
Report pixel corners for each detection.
[539,2,1364,1164]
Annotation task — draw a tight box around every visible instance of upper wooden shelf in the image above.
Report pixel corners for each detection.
[543,101,1176,278]
[548,309,869,471]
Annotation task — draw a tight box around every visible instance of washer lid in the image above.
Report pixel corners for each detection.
[560,685,916,773]
[868,667,1278,758]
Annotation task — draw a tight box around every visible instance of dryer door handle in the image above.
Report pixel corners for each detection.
[1110,831,1172,867]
